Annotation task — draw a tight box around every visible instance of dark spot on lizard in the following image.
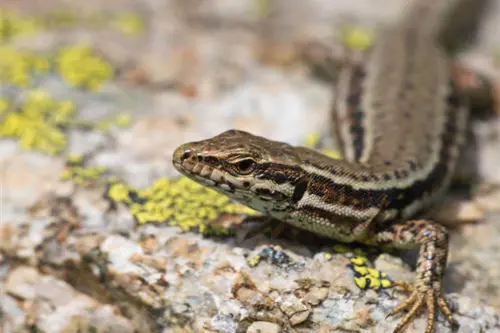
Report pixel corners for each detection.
[273,173,290,184]
[255,188,272,197]
[204,156,219,166]
[292,177,309,203]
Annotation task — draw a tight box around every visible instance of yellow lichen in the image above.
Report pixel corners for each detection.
[106,176,257,236]
[56,44,113,91]
[0,10,43,41]
[303,132,321,148]
[247,255,262,267]
[303,132,342,159]
[354,276,367,289]
[61,154,108,186]
[62,160,107,186]
[340,25,374,51]
[95,113,132,132]
[380,278,392,288]
[350,256,393,290]
[0,46,50,87]
[115,113,131,127]
[350,256,368,266]
[0,90,75,155]
[111,13,145,36]
[322,149,342,159]
[0,98,9,115]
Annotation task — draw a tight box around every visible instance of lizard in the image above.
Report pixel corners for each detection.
[172,0,496,332]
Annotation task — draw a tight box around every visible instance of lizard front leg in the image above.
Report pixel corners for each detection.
[372,220,456,333]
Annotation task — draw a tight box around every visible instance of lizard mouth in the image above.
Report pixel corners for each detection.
[173,146,215,183]
[172,145,237,191]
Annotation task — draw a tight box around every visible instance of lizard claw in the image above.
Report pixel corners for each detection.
[390,286,455,333]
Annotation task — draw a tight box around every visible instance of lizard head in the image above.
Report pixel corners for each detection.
[172,130,308,213]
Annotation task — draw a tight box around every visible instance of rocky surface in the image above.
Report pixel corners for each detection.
[1,0,500,332]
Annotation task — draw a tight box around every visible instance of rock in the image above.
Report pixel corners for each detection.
[247,321,281,333]
[5,266,40,300]
[279,294,311,326]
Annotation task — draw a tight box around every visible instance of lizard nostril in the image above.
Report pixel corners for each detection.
[181,150,193,161]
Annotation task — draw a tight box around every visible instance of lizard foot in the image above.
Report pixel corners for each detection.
[388,283,457,333]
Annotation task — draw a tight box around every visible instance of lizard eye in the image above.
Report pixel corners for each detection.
[235,158,256,174]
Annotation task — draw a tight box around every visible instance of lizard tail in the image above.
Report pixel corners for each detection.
[401,0,492,53]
